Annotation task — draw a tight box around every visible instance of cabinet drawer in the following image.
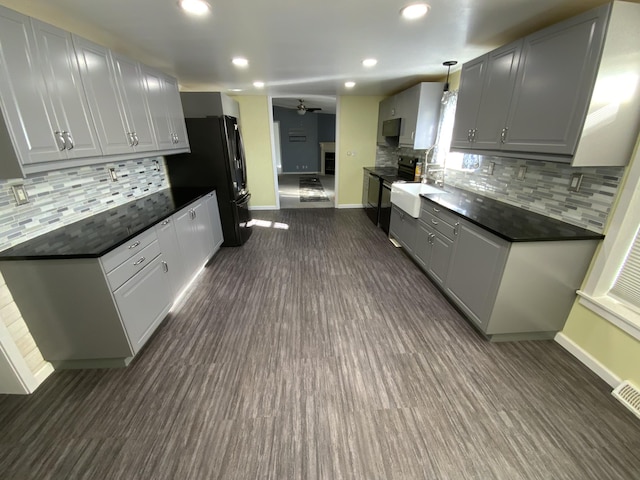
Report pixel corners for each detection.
[101,229,157,273]
[421,201,458,224]
[106,239,161,291]
[421,211,456,240]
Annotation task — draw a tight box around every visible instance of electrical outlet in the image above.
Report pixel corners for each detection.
[568,173,583,192]
[152,159,160,172]
[11,184,29,205]
[487,162,495,175]
[108,167,118,182]
[516,165,527,181]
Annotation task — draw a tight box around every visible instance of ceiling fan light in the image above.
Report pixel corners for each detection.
[179,0,211,16]
[297,108,306,115]
[401,3,429,20]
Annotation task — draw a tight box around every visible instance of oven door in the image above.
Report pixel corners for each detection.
[366,174,381,225]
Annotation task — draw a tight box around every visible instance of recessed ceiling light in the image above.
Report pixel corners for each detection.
[345,81,356,88]
[232,57,249,67]
[179,0,211,16]
[229,88,243,92]
[362,58,378,67]
[400,3,429,20]
[253,81,265,88]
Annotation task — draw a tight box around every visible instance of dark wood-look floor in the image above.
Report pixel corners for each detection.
[1,209,639,479]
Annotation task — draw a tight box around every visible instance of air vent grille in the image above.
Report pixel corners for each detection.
[612,381,640,420]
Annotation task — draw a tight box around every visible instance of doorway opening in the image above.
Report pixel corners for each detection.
[271,96,336,209]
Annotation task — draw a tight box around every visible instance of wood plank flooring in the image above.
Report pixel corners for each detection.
[1,208,639,479]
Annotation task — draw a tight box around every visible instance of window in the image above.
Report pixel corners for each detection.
[578,139,640,340]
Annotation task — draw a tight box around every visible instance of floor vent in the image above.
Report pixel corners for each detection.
[612,381,640,420]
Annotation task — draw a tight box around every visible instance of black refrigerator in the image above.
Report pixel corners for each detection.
[165,116,252,246]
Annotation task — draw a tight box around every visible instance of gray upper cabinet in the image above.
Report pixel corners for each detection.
[451,1,640,167]
[376,96,397,145]
[398,83,444,149]
[451,57,486,149]
[111,53,157,153]
[73,37,134,156]
[472,41,522,150]
[503,9,607,155]
[0,7,104,178]
[31,21,102,162]
[144,67,189,151]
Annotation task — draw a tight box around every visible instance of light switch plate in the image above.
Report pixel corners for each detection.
[108,168,118,182]
[11,184,29,205]
[568,173,583,192]
[516,165,527,181]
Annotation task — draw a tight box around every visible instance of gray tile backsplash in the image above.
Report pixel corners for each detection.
[0,157,168,252]
[444,155,623,233]
[376,146,623,233]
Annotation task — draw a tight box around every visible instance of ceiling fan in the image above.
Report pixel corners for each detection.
[296,99,321,115]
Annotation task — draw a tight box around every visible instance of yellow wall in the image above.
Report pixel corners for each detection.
[337,96,385,206]
[563,301,640,385]
[235,96,277,208]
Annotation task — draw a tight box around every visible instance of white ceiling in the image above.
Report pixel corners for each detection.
[2,0,630,103]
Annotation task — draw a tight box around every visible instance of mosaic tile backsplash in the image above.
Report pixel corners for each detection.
[376,146,623,233]
[0,157,168,252]
[444,155,623,233]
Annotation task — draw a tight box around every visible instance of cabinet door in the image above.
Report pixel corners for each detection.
[32,20,102,160]
[473,41,522,150]
[428,232,453,286]
[445,222,508,328]
[398,85,420,146]
[414,221,433,269]
[143,66,174,150]
[73,36,132,155]
[504,7,608,155]
[191,200,211,266]
[390,207,417,254]
[206,191,224,252]
[451,56,486,149]
[174,207,200,280]
[163,75,189,149]
[377,96,395,145]
[111,53,156,153]
[0,7,63,168]
[155,217,186,300]
[113,254,172,354]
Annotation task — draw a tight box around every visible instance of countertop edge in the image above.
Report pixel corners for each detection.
[0,188,215,261]
[418,192,605,243]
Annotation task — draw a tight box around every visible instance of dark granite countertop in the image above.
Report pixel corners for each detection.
[0,187,213,260]
[419,185,604,242]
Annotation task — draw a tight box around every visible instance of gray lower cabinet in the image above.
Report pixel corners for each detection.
[392,197,599,340]
[390,206,417,254]
[0,190,223,367]
[445,222,509,329]
[205,191,224,256]
[155,217,187,300]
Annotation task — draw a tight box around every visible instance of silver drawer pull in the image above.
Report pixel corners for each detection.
[128,241,140,249]
[133,257,146,266]
[161,219,170,225]
[454,222,460,236]
[433,207,440,213]
[431,219,439,225]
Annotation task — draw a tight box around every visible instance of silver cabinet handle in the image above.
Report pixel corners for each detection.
[133,257,146,266]
[467,129,473,142]
[433,207,440,213]
[501,127,508,143]
[133,132,139,146]
[62,131,74,150]
[428,233,435,245]
[162,261,168,273]
[472,129,477,142]
[161,219,170,225]
[128,241,140,249]
[127,132,135,147]
[454,222,460,236]
[431,219,439,225]
[54,131,66,151]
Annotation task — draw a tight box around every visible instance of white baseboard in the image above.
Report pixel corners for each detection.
[30,363,54,392]
[337,204,364,209]
[249,206,279,211]
[555,332,621,388]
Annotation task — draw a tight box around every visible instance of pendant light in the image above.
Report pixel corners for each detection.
[442,60,458,92]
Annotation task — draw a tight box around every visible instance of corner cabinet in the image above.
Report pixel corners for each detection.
[0,190,224,368]
[0,4,189,179]
[391,197,599,341]
[451,1,640,167]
